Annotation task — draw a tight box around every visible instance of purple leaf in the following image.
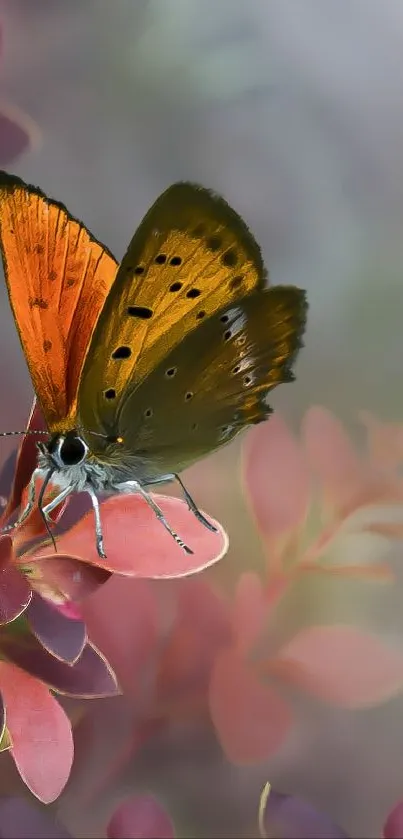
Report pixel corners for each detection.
[26,593,87,663]
[2,633,119,698]
[260,786,349,839]
[0,796,71,838]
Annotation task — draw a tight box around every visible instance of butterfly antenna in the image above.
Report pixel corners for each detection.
[0,430,49,438]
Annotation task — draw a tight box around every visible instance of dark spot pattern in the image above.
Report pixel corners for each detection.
[127,306,153,319]
[165,367,177,378]
[155,254,166,264]
[49,270,57,282]
[134,265,145,275]
[34,244,44,255]
[185,391,194,401]
[170,256,182,266]
[196,310,206,320]
[206,235,222,251]
[43,340,52,353]
[112,346,132,359]
[222,249,237,267]
[104,388,116,400]
[170,281,182,292]
[186,288,201,299]
[29,297,48,310]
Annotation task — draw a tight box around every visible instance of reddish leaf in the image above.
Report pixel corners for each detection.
[24,553,111,603]
[3,400,46,523]
[26,593,87,663]
[107,794,175,839]
[243,416,309,542]
[384,799,403,839]
[38,494,228,578]
[209,648,291,763]
[0,662,73,802]
[274,625,403,707]
[0,536,32,623]
[1,634,118,698]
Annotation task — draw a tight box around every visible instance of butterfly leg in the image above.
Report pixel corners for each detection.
[116,480,193,555]
[146,473,218,533]
[86,487,107,560]
[42,485,74,519]
[0,466,41,533]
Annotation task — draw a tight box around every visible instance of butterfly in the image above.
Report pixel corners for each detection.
[0,171,307,558]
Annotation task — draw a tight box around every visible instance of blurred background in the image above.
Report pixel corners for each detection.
[1,1,403,837]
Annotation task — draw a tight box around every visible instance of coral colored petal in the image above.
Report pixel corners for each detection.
[261,787,349,839]
[26,593,87,663]
[0,796,72,838]
[4,400,45,521]
[384,800,403,839]
[209,648,291,763]
[25,554,111,603]
[107,795,175,839]
[274,625,403,707]
[81,577,159,696]
[0,662,73,802]
[0,536,32,623]
[302,406,365,511]
[42,494,228,578]
[231,572,268,652]
[243,416,310,541]
[1,634,118,698]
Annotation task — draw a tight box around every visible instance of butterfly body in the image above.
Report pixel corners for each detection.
[0,171,307,556]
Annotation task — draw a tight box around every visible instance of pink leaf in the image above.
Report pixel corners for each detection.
[243,416,309,542]
[2,399,46,523]
[0,662,73,802]
[275,625,403,707]
[82,578,159,696]
[302,406,366,512]
[231,572,268,652]
[209,648,291,763]
[38,495,228,578]
[384,799,403,839]
[107,794,175,839]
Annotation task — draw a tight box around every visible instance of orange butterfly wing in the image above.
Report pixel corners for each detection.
[0,172,119,432]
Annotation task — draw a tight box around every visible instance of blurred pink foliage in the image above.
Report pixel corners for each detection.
[0,21,40,165]
[74,405,403,802]
[0,401,227,803]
